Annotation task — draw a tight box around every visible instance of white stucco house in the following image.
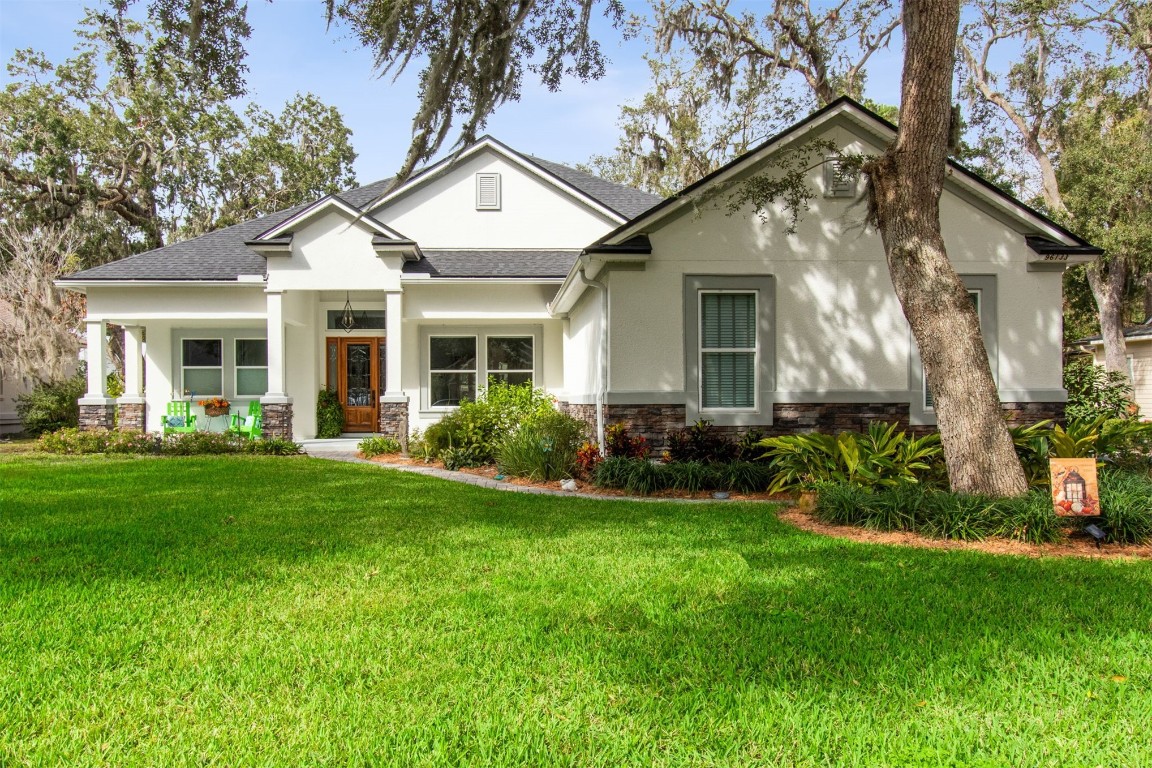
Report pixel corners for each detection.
[1079,323,1152,416]
[60,99,1099,446]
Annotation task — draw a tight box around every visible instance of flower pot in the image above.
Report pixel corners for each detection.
[797,490,818,512]
[204,405,230,417]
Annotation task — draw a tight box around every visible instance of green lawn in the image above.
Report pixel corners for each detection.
[2,453,1150,767]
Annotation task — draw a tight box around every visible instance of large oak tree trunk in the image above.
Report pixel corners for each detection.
[1087,258,1130,379]
[864,0,1027,496]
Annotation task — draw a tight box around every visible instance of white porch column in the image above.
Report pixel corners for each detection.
[384,290,404,397]
[83,319,108,400]
[122,326,144,398]
[265,290,287,399]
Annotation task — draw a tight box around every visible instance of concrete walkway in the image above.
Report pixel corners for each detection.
[299,439,740,502]
[300,438,604,498]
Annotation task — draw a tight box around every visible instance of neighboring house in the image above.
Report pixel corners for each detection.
[1077,322,1152,415]
[0,300,33,435]
[59,99,1099,445]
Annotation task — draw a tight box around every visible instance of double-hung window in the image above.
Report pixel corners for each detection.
[486,336,533,387]
[700,291,757,410]
[235,339,269,397]
[182,339,223,397]
[429,337,478,407]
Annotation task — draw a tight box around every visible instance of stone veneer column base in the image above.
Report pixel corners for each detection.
[79,402,116,431]
[117,402,146,432]
[261,402,294,440]
[378,399,410,452]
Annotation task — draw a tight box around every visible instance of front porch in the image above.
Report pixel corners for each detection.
[78,288,408,442]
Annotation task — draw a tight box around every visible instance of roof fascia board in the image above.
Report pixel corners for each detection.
[401,276,564,285]
[57,279,258,289]
[254,195,408,241]
[365,137,627,223]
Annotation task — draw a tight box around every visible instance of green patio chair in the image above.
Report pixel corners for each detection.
[228,400,262,439]
[162,401,197,435]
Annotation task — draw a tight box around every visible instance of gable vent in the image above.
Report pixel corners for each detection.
[476,172,501,210]
[823,158,856,198]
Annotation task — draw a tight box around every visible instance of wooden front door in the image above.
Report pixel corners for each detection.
[327,337,385,433]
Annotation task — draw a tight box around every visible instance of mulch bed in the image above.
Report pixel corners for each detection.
[368,454,1151,559]
[779,507,1152,560]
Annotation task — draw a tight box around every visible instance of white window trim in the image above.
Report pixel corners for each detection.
[476,172,501,210]
[428,335,479,410]
[420,325,543,414]
[181,338,224,398]
[234,338,269,398]
[699,290,759,413]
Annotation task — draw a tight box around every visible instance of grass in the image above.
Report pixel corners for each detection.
[2,453,1151,767]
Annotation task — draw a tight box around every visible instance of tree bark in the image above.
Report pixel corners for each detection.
[864,0,1027,497]
[1087,258,1130,378]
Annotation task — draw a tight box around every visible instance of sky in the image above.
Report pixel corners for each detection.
[0,0,905,186]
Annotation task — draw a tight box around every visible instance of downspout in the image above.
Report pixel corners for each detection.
[575,258,607,455]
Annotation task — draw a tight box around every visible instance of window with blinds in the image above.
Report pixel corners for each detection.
[476,172,501,210]
[700,291,757,409]
[925,290,980,409]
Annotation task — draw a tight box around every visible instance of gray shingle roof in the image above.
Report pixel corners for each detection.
[525,156,661,219]
[64,149,657,282]
[404,250,578,278]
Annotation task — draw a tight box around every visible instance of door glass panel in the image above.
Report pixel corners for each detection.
[327,341,338,391]
[346,343,373,407]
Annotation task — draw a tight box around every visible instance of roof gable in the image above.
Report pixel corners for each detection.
[592,97,1099,254]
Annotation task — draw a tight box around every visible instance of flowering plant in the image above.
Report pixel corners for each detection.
[197,396,230,409]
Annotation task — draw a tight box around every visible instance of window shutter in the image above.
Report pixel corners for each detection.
[476,173,501,210]
[701,292,756,409]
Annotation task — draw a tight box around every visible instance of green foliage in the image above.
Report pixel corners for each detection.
[604,422,649,459]
[661,461,715,493]
[663,420,735,464]
[315,388,344,439]
[759,422,943,493]
[1009,419,1056,487]
[813,483,1064,544]
[495,410,586,482]
[624,459,663,496]
[15,374,85,435]
[105,372,125,399]
[715,461,774,493]
[1063,358,1135,422]
[37,428,302,456]
[358,436,403,458]
[592,456,637,489]
[1098,470,1152,544]
[575,441,602,478]
[439,445,488,471]
[423,381,556,465]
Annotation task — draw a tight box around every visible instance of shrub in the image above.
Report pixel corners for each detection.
[593,456,639,489]
[811,483,1064,544]
[316,388,344,439]
[1098,470,1152,544]
[16,373,85,435]
[735,429,768,461]
[604,422,649,459]
[760,422,943,492]
[359,436,403,458]
[439,444,488,471]
[624,459,663,496]
[1063,357,1134,422]
[662,461,715,493]
[575,441,602,477]
[424,381,556,465]
[496,410,586,481]
[716,461,774,493]
[994,492,1063,545]
[664,420,736,464]
[37,428,303,456]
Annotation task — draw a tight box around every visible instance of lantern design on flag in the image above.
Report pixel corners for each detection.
[1050,459,1100,517]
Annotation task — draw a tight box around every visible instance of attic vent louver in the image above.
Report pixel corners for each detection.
[476,172,501,210]
[823,158,856,198]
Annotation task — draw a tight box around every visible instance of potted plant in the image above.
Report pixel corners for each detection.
[198,396,231,417]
